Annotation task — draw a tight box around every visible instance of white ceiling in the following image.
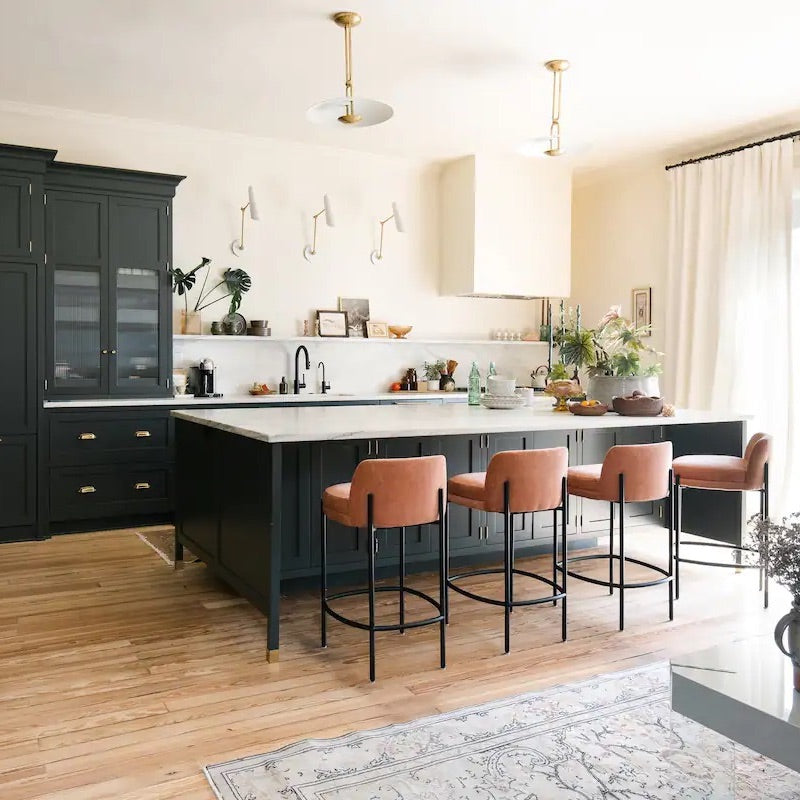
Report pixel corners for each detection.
[1,0,800,170]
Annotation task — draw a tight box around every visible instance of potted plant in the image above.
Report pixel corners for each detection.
[747,513,800,691]
[556,306,662,405]
[168,259,252,334]
[168,257,211,334]
[423,360,446,392]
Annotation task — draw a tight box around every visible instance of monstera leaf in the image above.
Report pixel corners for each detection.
[168,257,211,311]
[223,268,252,314]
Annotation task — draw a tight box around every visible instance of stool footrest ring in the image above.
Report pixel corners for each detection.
[323,585,443,633]
[563,552,672,590]
[447,566,566,608]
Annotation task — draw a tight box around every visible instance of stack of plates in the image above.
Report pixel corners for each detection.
[480,393,526,410]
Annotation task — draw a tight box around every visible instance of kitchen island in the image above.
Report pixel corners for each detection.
[172,403,748,660]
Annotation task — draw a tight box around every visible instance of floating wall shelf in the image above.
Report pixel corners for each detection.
[173,335,549,346]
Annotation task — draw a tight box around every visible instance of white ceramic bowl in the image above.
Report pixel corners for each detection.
[487,375,517,396]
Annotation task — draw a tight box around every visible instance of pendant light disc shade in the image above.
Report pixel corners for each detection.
[307,97,393,128]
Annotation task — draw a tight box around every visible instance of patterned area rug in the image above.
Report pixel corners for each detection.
[205,663,798,799]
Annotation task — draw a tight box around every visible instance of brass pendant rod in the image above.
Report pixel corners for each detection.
[310,208,325,255]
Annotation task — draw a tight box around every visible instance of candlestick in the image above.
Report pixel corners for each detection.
[577,304,581,334]
[547,303,553,371]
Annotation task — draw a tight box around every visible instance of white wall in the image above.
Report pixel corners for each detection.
[569,159,670,380]
[0,100,554,393]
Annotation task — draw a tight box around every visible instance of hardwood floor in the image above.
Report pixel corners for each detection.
[0,525,784,799]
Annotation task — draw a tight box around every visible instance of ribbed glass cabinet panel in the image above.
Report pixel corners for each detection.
[115,267,160,387]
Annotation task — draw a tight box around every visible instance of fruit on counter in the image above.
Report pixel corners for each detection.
[580,399,603,407]
[249,382,273,395]
[390,381,402,392]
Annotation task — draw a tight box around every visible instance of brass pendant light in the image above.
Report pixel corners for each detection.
[307,11,393,128]
[518,59,570,157]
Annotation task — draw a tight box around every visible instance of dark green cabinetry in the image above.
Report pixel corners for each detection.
[45,165,182,399]
[0,145,55,541]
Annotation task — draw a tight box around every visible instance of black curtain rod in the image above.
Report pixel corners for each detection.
[664,129,800,171]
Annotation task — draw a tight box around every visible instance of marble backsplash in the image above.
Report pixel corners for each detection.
[173,337,551,396]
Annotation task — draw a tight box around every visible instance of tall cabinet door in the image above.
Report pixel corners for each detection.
[108,198,170,396]
[46,191,108,396]
[0,175,32,258]
[0,263,36,434]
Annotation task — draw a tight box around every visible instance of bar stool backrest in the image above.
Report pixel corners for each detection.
[599,441,673,502]
[744,433,771,489]
[484,447,568,513]
[349,455,447,529]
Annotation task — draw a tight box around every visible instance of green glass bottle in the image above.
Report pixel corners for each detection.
[488,361,497,377]
[468,362,481,406]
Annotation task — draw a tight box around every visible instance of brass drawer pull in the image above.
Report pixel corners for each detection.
[135,430,151,438]
[134,482,151,490]
[78,485,96,494]
[78,433,97,441]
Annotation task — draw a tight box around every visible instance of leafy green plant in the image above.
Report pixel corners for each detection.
[556,306,661,377]
[168,257,211,314]
[193,267,252,314]
[423,360,446,381]
[548,362,570,381]
[745,513,800,603]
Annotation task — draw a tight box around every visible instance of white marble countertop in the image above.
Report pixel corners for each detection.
[171,403,749,444]
[43,392,469,409]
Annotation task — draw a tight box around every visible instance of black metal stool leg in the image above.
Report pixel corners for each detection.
[367,495,377,682]
[444,504,450,624]
[619,474,625,632]
[552,508,558,607]
[609,502,615,595]
[399,525,406,633]
[561,477,568,642]
[675,477,681,600]
[438,489,446,669]
[503,481,512,654]
[763,463,770,609]
[321,501,328,648]
[509,513,515,613]
[668,470,674,621]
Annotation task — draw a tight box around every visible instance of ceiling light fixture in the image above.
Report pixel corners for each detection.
[518,59,570,158]
[303,194,335,261]
[370,201,404,264]
[306,11,393,128]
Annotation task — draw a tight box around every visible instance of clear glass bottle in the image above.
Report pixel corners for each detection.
[488,361,497,377]
[468,362,481,406]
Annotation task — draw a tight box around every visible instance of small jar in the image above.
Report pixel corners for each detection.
[210,321,223,335]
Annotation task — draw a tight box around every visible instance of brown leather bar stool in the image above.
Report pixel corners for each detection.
[321,455,447,682]
[447,447,569,654]
[567,442,674,631]
[672,432,771,608]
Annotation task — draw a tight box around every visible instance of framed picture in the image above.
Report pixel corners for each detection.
[632,287,652,335]
[365,321,389,339]
[317,310,349,338]
[338,297,370,337]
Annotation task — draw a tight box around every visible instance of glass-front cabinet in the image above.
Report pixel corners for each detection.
[45,167,181,398]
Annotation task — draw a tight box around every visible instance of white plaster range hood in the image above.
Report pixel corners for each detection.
[439,154,571,299]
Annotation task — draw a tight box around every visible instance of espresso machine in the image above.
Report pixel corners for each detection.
[188,357,223,398]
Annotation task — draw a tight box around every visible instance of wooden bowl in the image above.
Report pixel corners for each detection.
[388,325,413,339]
[569,402,609,416]
[612,395,664,416]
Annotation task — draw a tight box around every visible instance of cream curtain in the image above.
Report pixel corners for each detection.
[665,138,798,512]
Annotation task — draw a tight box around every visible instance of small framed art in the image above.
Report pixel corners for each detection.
[317,310,349,338]
[632,287,652,335]
[338,297,370,337]
[365,321,389,339]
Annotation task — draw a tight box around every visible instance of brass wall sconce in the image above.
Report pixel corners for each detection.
[303,194,335,262]
[370,201,405,264]
[518,59,570,157]
[230,185,259,256]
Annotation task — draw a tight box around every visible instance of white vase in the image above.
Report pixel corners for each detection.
[586,375,660,406]
[427,380,439,392]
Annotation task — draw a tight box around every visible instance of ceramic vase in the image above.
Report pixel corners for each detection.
[775,600,800,692]
[586,375,660,406]
[175,310,202,335]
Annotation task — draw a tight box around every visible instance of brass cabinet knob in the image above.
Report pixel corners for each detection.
[134,482,151,490]
[78,433,97,440]
[101,349,109,355]
[110,349,117,355]
[78,486,96,494]
[135,430,151,438]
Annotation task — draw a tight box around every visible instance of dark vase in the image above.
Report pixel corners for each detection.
[775,600,800,692]
[439,374,456,392]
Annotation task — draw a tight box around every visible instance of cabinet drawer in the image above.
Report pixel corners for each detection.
[49,411,170,464]
[50,464,171,520]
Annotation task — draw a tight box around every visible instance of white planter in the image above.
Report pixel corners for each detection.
[586,375,660,407]
[427,380,440,392]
